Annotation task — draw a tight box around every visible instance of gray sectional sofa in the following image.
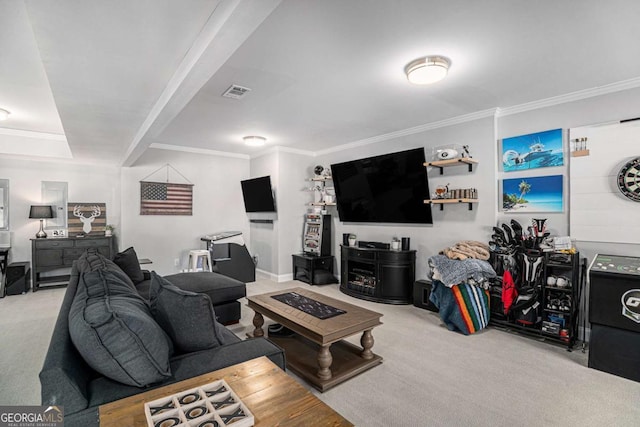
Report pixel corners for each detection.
[39,251,284,427]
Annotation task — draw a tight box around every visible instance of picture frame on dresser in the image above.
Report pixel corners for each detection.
[67,202,106,236]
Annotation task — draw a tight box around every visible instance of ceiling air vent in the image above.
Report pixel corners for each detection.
[222,84,251,99]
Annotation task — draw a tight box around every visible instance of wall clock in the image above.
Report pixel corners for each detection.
[617,157,640,202]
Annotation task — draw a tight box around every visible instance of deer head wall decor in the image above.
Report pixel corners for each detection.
[73,205,101,234]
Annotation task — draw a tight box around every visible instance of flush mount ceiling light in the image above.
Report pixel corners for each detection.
[405,56,451,85]
[0,108,10,121]
[243,135,266,147]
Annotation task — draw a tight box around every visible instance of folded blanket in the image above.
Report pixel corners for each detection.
[441,240,490,261]
[428,254,497,287]
[429,280,491,335]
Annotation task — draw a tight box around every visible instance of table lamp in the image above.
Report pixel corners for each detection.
[29,205,54,238]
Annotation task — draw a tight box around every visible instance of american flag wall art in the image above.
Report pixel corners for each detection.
[140,181,193,215]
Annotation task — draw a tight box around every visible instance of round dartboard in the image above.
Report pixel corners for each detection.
[617,157,640,202]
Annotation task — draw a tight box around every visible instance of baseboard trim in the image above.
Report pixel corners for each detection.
[277,273,294,283]
[255,269,293,283]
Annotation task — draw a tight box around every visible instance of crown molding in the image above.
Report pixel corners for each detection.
[149,143,250,159]
[314,108,497,156]
[0,127,66,141]
[250,145,315,159]
[496,76,640,117]
[148,78,640,161]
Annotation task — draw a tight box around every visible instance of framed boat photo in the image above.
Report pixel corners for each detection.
[501,128,564,172]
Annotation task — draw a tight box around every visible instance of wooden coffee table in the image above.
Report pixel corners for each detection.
[99,356,352,426]
[247,287,383,392]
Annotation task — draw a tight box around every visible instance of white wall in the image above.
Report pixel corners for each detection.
[313,116,496,280]
[248,152,279,276]
[3,88,639,281]
[497,87,640,262]
[276,151,312,278]
[120,148,250,276]
[0,157,120,264]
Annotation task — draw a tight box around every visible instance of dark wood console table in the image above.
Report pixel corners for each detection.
[340,245,415,304]
[31,236,114,291]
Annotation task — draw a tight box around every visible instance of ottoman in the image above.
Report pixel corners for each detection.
[137,272,246,325]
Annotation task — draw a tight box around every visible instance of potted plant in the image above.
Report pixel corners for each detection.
[391,237,401,250]
[348,234,357,247]
[105,224,115,237]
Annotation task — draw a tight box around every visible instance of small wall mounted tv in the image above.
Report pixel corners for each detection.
[240,176,276,212]
[330,148,432,224]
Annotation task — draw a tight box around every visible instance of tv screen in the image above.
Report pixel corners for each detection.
[330,148,432,224]
[240,176,276,212]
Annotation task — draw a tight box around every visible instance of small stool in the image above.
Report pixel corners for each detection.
[188,250,212,272]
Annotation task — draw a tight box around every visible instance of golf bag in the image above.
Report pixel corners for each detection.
[510,250,544,326]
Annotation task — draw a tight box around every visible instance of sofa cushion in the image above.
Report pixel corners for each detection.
[69,269,172,387]
[149,272,224,353]
[163,272,246,304]
[113,247,145,284]
[76,248,136,289]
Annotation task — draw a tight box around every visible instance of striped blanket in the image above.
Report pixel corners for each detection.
[429,280,490,335]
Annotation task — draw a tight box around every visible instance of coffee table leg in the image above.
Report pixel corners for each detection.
[317,344,333,380]
[252,312,264,338]
[361,329,374,360]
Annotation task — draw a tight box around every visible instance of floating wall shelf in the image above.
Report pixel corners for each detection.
[424,157,477,174]
[309,202,336,207]
[424,198,478,211]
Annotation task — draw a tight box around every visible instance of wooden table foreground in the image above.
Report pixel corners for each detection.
[99,356,352,427]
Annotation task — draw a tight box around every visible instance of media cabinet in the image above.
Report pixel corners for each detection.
[340,245,415,304]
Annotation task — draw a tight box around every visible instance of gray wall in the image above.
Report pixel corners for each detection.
[276,151,311,277]
[313,116,496,280]
[247,149,312,280]
[248,151,279,276]
[120,148,250,275]
[3,87,639,282]
[497,87,640,263]
[0,157,120,264]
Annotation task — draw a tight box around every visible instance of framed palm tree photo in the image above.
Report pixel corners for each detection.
[501,175,563,213]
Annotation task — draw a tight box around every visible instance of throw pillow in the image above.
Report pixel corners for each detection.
[76,248,136,289]
[69,269,172,387]
[113,246,145,284]
[149,272,224,353]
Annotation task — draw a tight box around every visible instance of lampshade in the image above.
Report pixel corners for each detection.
[243,136,266,147]
[0,108,10,121]
[29,205,54,219]
[405,56,451,85]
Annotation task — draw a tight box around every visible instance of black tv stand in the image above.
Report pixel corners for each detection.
[340,245,416,304]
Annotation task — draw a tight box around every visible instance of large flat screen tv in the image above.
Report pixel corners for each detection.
[330,148,432,224]
[240,176,276,212]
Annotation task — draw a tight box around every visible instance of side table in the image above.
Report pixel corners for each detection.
[0,247,9,297]
[0,248,8,276]
[292,253,337,285]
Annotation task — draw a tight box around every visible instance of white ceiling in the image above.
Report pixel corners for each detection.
[1,0,640,165]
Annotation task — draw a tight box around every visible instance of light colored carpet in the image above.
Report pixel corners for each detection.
[0,286,66,405]
[2,278,640,426]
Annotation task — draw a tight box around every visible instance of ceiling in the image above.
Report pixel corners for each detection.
[2,0,640,166]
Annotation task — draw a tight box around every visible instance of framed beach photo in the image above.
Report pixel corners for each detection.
[501,128,564,172]
[501,175,563,213]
